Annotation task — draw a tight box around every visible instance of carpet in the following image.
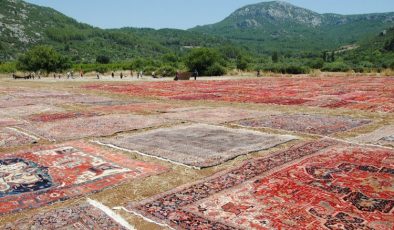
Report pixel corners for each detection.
[19,114,170,141]
[0,141,167,215]
[0,104,64,118]
[127,140,394,229]
[27,111,100,122]
[352,125,394,147]
[90,102,177,115]
[83,76,394,113]
[236,114,371,135]
[2,201,130,229]
[162,107,277,124]
[0,128,38,148]
[101,124,295,168]
[0,118,23,127]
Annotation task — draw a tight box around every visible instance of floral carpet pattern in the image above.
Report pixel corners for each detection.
[0,128,37,148]
[83,77,394,113]
[0,141,167,215]
[162,107,277,124]
[236,114,371,135]
[102,124,295,168]
[128,140,394,229]
[18,114,171,141]
[2,202,128,230]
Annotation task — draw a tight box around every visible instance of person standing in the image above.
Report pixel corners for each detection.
[120,72,123,79]
[193,69,199,80]
[111,71,114,78]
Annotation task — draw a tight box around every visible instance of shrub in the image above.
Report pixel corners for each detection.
[17,45,71,74]
[205,63,226,76]
[158,65,176,77]
[322,62,351,72]
[96,55,110,64]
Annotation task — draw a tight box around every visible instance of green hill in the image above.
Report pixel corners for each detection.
[340,27,394,70]
[190,1,394,55]
[0,0,229,62]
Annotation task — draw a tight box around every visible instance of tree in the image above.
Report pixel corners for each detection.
[96,55,110,64]
[272,51,279,63]
[236,55,250,71]
[17,45,70,74]
[184,48,226,76]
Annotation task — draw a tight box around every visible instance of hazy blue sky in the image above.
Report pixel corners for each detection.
[25,0,394,29]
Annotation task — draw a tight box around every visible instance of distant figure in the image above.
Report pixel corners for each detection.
[67,72,71,79]
[37,71,41,79]
[174,71,179,81]
[120,72,123,79]
[58,74,61,79]
[257,70,261,77]
[31,72,35,80]
[111,72,114,78]
[139,71,143,78]
[53,73,56,79]
[130,70,133,77]
[97,73,100,79]
[193,69,198,80]
[152,71,156,78]
[80,70,84,77]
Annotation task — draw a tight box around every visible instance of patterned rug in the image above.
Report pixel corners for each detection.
[19,114,170,141]
[162,107,277,124]
[236,114,371,136]
[0,141,167,215]
[127,140,394,229]
[83,76,394,113]
[352,125,394,147]
[90,102,177,115]
[2,201,130,229]
[0,118,23,127]
[0,104,65,118]
[101,124,295,168]
[0,128,38,148]
[27,111,100,122]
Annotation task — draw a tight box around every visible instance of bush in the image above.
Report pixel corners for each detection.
[205,63,226,76]
[95,65,109,74]
[322,62,351,72]
[0,62,17,73]
[17,45,71,73]
[158,65,177,77]
[96,55,110,64]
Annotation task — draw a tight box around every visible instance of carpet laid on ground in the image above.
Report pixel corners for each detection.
[83,76,394,113]
[0,118,23,127]
[101,124,295,168]
[0,128,37,148]
[162,107,277,124]
[127,139,394,229]
[0,104,64,118]
[2,201,129,229]
[352,125,394,147]
[236,114,371,135]
[0,141,167,215]
[18,114,170,141]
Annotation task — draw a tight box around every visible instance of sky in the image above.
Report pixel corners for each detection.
[25,0,394,30]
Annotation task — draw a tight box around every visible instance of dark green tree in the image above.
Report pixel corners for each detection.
[184,48,226,76]
[272,51,279,63]
[17,45,70,74]
[96,55,110,64]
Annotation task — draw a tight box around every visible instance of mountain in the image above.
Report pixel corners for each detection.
[1,0,394,62]
[0,0,228,61]
[190,1,394,54]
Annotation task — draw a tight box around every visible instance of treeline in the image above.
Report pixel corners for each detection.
[2,27,394,76]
